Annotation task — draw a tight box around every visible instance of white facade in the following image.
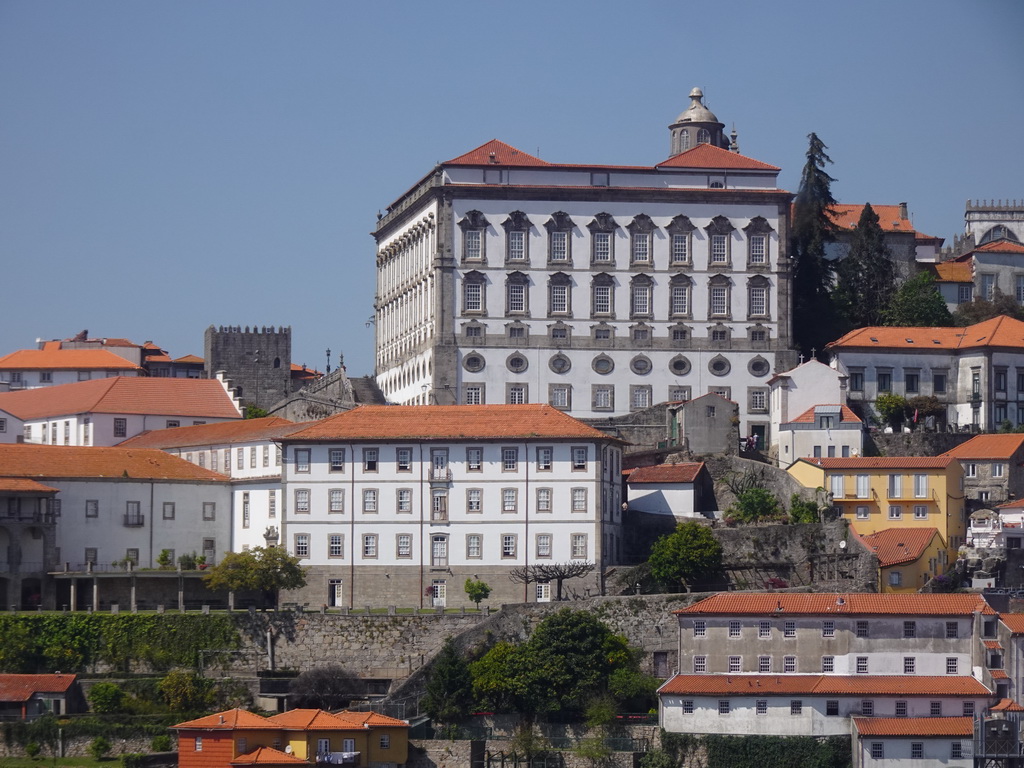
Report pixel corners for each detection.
[0,368,139,390]
[627,482,698,518]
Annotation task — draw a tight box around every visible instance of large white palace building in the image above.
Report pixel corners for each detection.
[373,89,797,441]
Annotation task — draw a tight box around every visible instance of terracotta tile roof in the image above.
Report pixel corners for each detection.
[0,674,77,702]
[999,614,1024,634]
[852,527,939,566]
[991,698,1024,712]
[940,434,1024,460]
[827,315,1024,352]
[983,640,1004,650]
[991,669,1009,679]
[265,709,363,731]
[853,716,973,737]
[827,204,916,233]
[174,709,276,730]
[659,674,989,696]
[0,477,59,493]
[145,354,173,363]
[231,747,308,765]
[794,456,956,470]
[0,444,228,481]
[657,143,780,171]
[675,592,995,616]
[0,348,142,372]
[285,404,617,442]
[118,417,301,450]
[974,240,1024,255]
[0,377,241,420]
[173,354,204,364]
[627,463,705,484]
[787,405,862,424]
[445,139,550,167]
[334,710,409,728]
[934,259,973,283]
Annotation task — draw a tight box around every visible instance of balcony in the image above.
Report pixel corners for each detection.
[429,467,452,484]
[316,752,359,766]
[430,507,449,523]
[123,513,145,527]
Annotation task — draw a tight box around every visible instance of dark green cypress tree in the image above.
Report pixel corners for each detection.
[423,637,473,725]
[791,133,842,358]
[835,203,896,328]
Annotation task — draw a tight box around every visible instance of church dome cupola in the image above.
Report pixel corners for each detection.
[669,87,730,156]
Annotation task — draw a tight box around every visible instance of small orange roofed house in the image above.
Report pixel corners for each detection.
[787,455,966,564]
[0,341,144,390]
[939,432,1024,507]
[0,673,85,720]
[851,527,948,592]
[174,708,409,768]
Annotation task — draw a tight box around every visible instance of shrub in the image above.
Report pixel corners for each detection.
[90,736,112,760]
[150,734,172,752]
[25,742,41,759]
[89,682,128,715]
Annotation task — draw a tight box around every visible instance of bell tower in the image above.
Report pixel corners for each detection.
[668,87,731,156]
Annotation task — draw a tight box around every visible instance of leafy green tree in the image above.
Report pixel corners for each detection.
[791,133,842,358]
[834,204,895,328]
[0,619,37,672]
[789,494,820,524]
[156,549,174,570]
[151,735,173,752]
[88,682,128,714]
[953,289,1024,325]
[906,395,945,429]
[875,392,908,429]
[158,670,214,712]
[885,271,953,327]
[729,488,783,524]
[423,638,473,725]
[89,736,112,760]
[203,546,307,609]
[463,578,491,607]
[648,521,723,590]
[243,405,269,419]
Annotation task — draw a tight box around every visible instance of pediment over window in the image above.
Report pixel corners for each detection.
[667,214,696,234]
[592,272,616,287]
[704,215,735,235]
[743,216,774,235]
[588,213,619,233]
[502,211,532,231]
[628,214,655,234]
[545,212,575,232]
[549,272,572,286]
[458,210,489,230]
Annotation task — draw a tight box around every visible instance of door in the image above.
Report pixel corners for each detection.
[431,449,449,480]
[328,579,343,607]
[342,739,355,754]
[431,579,447,608]
[317,739,330,759]
[431,536,448,567]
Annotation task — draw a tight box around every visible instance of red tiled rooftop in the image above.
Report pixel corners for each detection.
[285,404,617,442]
[0,444,228,482]
[826,204,916,233]
[788,405,862,424]
[991,670,1009,679]
[941,434,1024,460]
[852,527,939,567]
[0,477,59,493]
[934,259,973,283]
[0,377,241,420]
[119,417,301,450]
[992,698,1024,712]
[446,140,550,167]
[627,463,705,485]
[827,315,1024,352]
[974,240,1024,255]
[853,716,973,737]
[659,675,988,696]
[794,456,956,470]
[334,710,408,728]
[231,747,308,766]
[675,592,995,616]
[983,640,1004,650]
[266,709,363,731]
[174,708,276,730]
[0,347,142,372]
[0,674,77,702]
[173,354,204,364]
[657,143,780,171]
[1000,614,1024,634]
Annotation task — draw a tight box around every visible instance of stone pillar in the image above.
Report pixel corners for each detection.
[130,573,137,613]
[178,573,185,612]
[91,577,99,612]
[70,579,77,613]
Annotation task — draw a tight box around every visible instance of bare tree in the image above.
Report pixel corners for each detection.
[508,562,596,600]
[288,665,360,710]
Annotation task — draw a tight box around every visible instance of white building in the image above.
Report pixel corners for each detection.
[118,417,303,552]
[934,239,1024,314]
[827,315,1024,431]
[278,404,623,609]
[0,376,242,446]
[0,342,143,389]
[851,716,974,767]
[625,463,710,519]
[373,88,796,439]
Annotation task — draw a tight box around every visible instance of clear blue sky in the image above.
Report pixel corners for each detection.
[2,0,1022,377]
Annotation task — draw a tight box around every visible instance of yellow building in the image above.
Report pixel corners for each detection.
[788,456,966,561]
[852,526,949,593]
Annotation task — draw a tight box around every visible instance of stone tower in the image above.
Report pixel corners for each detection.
[668,87,734,156]
[204,325,291,409]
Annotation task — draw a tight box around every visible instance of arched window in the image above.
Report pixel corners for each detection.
[273,357,281,369]
[697,128,711,144]
[680,131,691,151]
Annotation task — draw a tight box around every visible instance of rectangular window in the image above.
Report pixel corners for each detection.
[749,235,766,264]
[536,534,552,559]
[508,384,527,404]
[783,656,796,673]
[826,700,839,716]
[758,656,771,673]
[904,657,916,674]
[113,418,127,438]
[631,232,651,264]
[396,488,411,513]
[549,231,568,262]
[249,446,256,468]
[914,505,928,519]
[951,743,963,759]
[934,372,947,393]
[630,385,652,410]
[571,533,587,559]
[507,229,526,261]
[963,701,974,717]
[592,284,612,315]
[501,488,518,513]
[914,474,928,497]
[631,284,651,316]
[501,534,517,558]
[895,700,908,717]
[946,657,958,674]
[242,492,250,528]
[549,284,569,314]
[467,488,482,513]
[294,534,310,558]
[856,506,870,520]
[329,448,346,472]
[822,656,835,673]
[856,621,869,638]
[550,384,571,409]
[162,502,174,520]
[946,621,959,639]
[593,231,612,263]
[269,492,276,519]
[670,284,690,315]
[710,286,728,315]
[994,462,1005,478]
[502,448,518,471]
[904,621,916,638]
[671,233,689,263]
[822,620,835,638]
[783,620,796,638]
[572,446,588,470]
[682,700,694,714]
[889,505,903,520]
[748,286,767,316]
[878,371,892,391]
[464,230,482,261]
[889,571,903,587]
[363,448,378,472]
[263,446,269,467]
[362,489,378,513]
[856,657,868,674]
[396,534,412,559]
[362,534,378,558]
[790,700,802,716]
[202,502,216,521]
[759,621,771,638]
[693,655,707,673]
[930,701,942,717]
[861,700,874,717]
[755,699,768,715]
[466,534,482,559]
[850,371,864,391]
[328,534,344,558]
[718,700,730,715]
[693,620,707,638]
[729,620,741,638]
[329,489,345,514]
[86,499,99,518]
[396,447,412,472]
[728,656,741,672]
[870,743,883,760]
[195,738,203,753]
[294,489,310,513]
[507,282,526,314]
[536,447,553,471]
[710,234,728,263]
[536,487,552,512]
[594,386,614,410]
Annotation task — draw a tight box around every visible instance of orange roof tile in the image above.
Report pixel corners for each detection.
[285,404,617,442]
[934,259,973,283]
[0,377,241,420]
[174,709,276,730]
[265,709,363,731]
[1000,614,1024,634]
[657,143,780,171]
[0,444,228,481]
[0,674,77,702]
[0,477,59,493]
[983,640,1004,650]
[118,417,301,450]
[852,527,940,567]
[675,592,995,616]
[991,698,1024,712]
[173,354,204,364]
[445,140,550,167]
[853,716,973,737]
[794,456,956,470]
[941,434,1024,460]
[231,747,308,766]
[0,348,142,372]
[659,675,989,696]
[334,710,409,728]
[974,240,1024,255]
[827,315,1024,352]
[627,463,705,484]
[827,204,915,233]
[991,669,1009,679]
[787,405,862,424]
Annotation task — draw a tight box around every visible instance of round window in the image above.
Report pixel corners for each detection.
[669,355,691,376]
[549,354,571,374]
[592,356,614,375]
[709,356,731,377]
[507,354,528,373]
[463,353,485,373]
[630,356,652,375]
[749,357,770,377]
